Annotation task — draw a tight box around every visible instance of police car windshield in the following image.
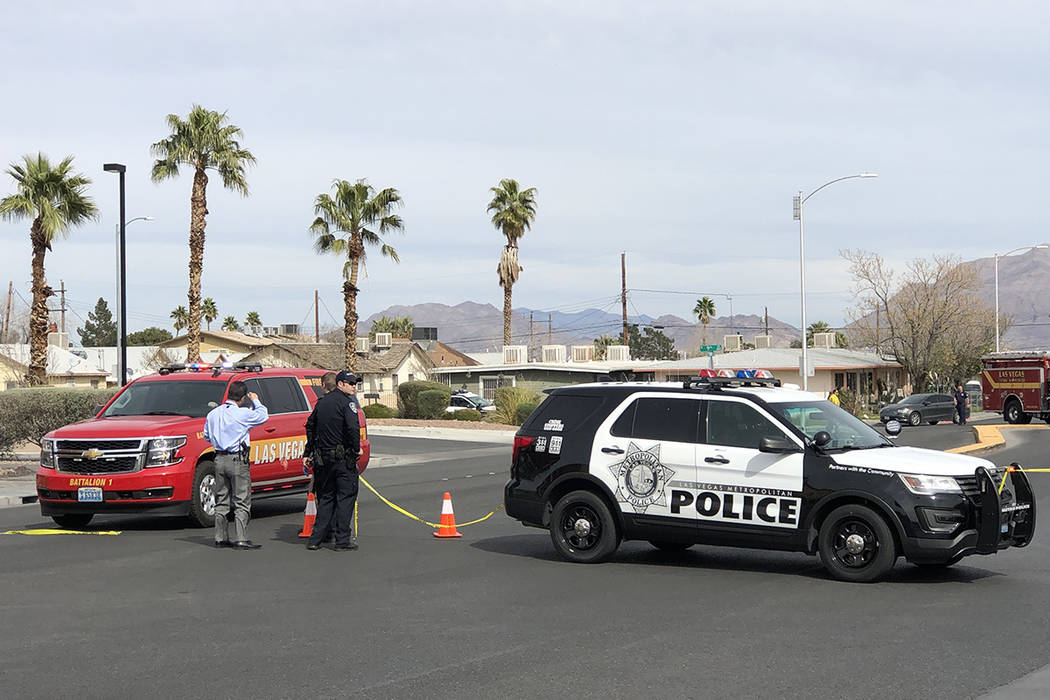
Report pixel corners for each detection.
[102,381,226,419]
[771,400,890,450]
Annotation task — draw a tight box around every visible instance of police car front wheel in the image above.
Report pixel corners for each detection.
[818,505,897,582]
[550,490,620,563]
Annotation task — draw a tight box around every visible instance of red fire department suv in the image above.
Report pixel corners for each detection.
[35,362,370,529]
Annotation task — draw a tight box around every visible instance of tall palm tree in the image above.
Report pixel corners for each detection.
[221,315,239,332]
[0,154,98,385]
[693,296,716,346]
[487,178,538,347]
[309,179,404,370]
[150,105,256,362]
[171,305,189,334]
[200,297,218,330]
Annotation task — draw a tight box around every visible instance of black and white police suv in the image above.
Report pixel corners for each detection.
[504,375,1036,582]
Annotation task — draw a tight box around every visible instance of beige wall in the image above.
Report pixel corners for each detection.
[363,353,435,408]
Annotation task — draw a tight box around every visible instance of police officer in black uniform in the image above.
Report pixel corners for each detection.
[303,370,361,551]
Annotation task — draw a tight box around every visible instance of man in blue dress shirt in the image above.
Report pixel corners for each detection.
[203,380,269,549]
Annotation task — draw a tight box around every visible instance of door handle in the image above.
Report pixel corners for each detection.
[265,427,276,433]
[705,456,730,464]
[601,446,625,455]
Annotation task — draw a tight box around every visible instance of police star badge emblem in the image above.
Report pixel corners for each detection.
[608,442,675,513]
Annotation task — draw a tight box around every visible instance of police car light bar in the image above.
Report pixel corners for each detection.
[683,374,782,390]
[157,361,264,375]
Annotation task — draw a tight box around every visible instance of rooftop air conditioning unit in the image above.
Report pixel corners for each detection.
[374,332,392,348]
[279,324,301,336]
[753,334,772,349]
[541,345,565,363]
[355,337,370,353]
[606,345,630,362]
[571,345,595,363]
[503,345,527,364]
[813,332,836,349]
[261,325,280,336]
[723,334,742,352]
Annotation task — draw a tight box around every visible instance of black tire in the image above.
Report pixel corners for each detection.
[818,504,897,582]
[908,412,922,426]
[549,490,620,563]
[1004,399,1024,425]
[927,420,938,425]
[649,540,692,552]
[1019,413,1033,425]
[51,513,94,529]
[188,460,217,528]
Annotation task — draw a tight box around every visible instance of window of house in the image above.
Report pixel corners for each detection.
[408,373,415,382]
[90,380,99,389]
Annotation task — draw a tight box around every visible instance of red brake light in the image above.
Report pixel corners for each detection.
[512,435,536,464]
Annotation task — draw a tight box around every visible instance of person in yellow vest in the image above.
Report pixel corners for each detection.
[828,387,841,406]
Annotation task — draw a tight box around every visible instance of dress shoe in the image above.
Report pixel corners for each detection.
[232,540,261,550]
[214,540,233,548]
[334,542,358,551]
[306,542,322,551]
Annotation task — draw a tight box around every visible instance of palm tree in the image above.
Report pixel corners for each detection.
[693,296,716,346]
[487,178,538,347]
[244,311,261,332]
[200,297,218,330]
[0,154,98,384]
[592,334,618,361]
[150,105,256,362]
[171,305,189,334]
[309,179,404,369]
[221,315,239,332]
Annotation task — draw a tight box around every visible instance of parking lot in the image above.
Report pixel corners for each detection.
[2,428,1049,699]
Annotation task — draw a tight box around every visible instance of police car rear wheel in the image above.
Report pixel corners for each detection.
[550,490,619,563]
[818,505,896,582]
[649,541,692,552]
[189,460,217,528]
[52,513,94,529]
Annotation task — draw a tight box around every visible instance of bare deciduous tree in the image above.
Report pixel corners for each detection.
[843,250,999,392]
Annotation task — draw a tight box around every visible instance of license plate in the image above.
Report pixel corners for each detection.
[77,487,103,503]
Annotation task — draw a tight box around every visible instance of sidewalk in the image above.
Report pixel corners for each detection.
[367,425,517,443]
[0,475,37,508]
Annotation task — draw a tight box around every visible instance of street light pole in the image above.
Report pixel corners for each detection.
[793,173,878,392]
[103,164,127,386]
[994,244,1049,353]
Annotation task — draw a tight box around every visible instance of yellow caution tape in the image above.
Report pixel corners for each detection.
[359,475,503,530]
[2,528,121,536]
[998,465,1050,494]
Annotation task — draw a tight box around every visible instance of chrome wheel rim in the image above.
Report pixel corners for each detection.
[199,474,216,516]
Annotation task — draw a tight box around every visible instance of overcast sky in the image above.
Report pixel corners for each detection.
[1,1,1047,341]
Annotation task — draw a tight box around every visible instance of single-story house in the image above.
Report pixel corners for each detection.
[430,359,644,400]
[159,330,290,360]
[633,347,909,403]
[0,343,110,391]
[240,341,434,407]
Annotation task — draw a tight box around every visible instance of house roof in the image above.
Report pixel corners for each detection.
[159,330,289,350]
[0,344,109,377]
[430,359,643,375]
[241,342,435,374]
[428,341,481,368]
[634,347,903,372]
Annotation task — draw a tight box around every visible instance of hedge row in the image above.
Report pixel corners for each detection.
[397,380,451,418]
[0,388,116,454]
[362,403,397,419]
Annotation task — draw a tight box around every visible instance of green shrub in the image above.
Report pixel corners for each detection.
[0,388,116,453]
[397,380,451,418]
[514,402,539,426]
[493,386,540,425]
[362,403,397,419]
[417,388,451,419]
[449,409,483,422]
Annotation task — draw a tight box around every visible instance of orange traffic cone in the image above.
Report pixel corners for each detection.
[433,491,463,538]
[297,492,317,538]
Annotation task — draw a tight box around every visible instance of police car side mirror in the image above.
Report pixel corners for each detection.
[813,431,832,448]
[759,436,799,454]
[884,420,902,437]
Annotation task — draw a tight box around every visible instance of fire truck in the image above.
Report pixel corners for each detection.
[980,352,1050,424]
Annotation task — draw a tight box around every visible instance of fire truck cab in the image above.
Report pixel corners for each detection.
[980,352,1050,424]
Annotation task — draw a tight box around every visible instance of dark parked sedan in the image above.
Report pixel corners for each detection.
[879,393,957,426]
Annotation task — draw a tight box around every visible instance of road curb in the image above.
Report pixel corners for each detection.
[946,424,1048,454]
[367,426,516,443]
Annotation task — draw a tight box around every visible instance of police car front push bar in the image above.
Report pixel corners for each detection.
[974,465,1035,555]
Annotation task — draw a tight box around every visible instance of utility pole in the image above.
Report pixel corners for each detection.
[764,306,769,335]
[59,281,67,333]
[621,252,629,346]
[3,281,11,343]
[875,308,880,354]
[529,312,534,360]
[314,290,320,343]
[547,313,552,345]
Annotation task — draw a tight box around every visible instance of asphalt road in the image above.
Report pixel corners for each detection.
[2,431,1049,699]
